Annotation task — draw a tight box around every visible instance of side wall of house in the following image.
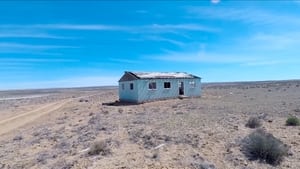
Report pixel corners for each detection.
[136,78,201,103]
[184,78,201,97]
[119,80,138,102]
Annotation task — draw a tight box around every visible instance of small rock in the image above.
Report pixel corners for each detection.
[176,112,184,115]
[291,141,298,145]
[288,151,293,156]
[79,99,88,102]
[13,135,23,141]
[234,126,239,130]
[226,148,233,154]
[294,108,300,112]
[200,163,216,169]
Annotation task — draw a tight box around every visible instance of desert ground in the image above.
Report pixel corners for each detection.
[0,81,299,169]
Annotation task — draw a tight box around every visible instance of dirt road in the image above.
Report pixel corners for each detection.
[0,93,103,136]
[0,100,69,135]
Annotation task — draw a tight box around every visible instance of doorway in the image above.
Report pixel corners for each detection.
[179,82,184,95]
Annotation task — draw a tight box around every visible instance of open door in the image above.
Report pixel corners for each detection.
[179,81,184,95]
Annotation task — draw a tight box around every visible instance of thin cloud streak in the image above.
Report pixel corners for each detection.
[0,66,32,70]
[0,24,128,31]
[146,48,300,66]
[147,36,185,46]
[35,24,131,31]
[0,23,219,33]
[241,61,282,66]
[241,59,300,66]
[187,6,300,27]
[234,31,300,52]
[109,58,142,64]
[0,32,71,39]
[147,50,256,64]
[249,33,300,49]
[0,58,79,63]
[0,43,78,53]
[129,35,185,47]
[148,24,220,32]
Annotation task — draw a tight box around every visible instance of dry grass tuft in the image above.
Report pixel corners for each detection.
[245,117,262,129]
[88,140,111,156]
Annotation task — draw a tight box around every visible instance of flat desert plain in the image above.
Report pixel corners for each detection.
[0,81,299,169]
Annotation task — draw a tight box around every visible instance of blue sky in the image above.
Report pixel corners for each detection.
[1,0,300,89]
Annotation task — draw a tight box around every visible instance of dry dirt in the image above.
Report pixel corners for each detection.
[0,82,299,169]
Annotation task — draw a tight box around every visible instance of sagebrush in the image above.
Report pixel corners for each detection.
[286,116,300,126]
[242,129,288,165]
[245,117,262,128]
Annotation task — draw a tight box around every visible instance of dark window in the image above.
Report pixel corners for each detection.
[164,82,171,88]
[121,84,125,90]
[148,82,156,90]
[130,83,134,90]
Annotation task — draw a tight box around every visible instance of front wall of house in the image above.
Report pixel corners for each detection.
[136,78,201,103]
[119,80,138,102]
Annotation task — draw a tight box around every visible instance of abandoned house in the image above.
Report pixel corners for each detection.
[118,71,201,103]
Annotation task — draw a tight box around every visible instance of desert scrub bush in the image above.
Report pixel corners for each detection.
[242,129,288,165]
[245,117,262,128]
[286,116,300,126]
[88,140,111,156]
[118,108,123,114]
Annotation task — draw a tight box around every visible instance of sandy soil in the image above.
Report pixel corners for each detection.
[0,82,299,169]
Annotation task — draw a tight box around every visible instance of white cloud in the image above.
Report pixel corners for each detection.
[211,0,220,4]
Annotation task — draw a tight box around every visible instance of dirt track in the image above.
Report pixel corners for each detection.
[0,93,100,136]
[0,100,69,135]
